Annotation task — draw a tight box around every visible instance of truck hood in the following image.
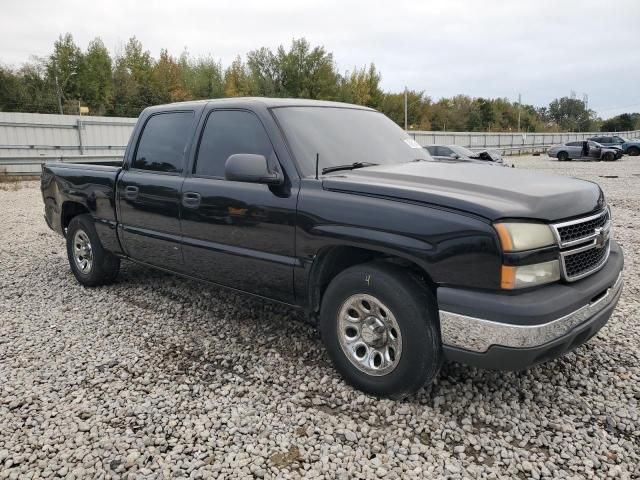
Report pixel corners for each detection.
[322,161,604,222]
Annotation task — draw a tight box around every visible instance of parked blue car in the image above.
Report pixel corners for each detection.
[588,135,640,156]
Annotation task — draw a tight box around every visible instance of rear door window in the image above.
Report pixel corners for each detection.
[133,111,194,173]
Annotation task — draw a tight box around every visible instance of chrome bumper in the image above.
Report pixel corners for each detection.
[439,272,623,353]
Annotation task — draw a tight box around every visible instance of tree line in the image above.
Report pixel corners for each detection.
[1,33,638,133]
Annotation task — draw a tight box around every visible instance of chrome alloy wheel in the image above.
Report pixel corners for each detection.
[73,229,93,273]
[337,294,403,376]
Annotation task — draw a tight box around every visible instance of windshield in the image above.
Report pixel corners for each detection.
[451,145,476,157]
[272,107,432,176]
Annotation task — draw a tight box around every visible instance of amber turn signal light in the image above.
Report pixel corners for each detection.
[500,265,516,289]
[494,223,514,252]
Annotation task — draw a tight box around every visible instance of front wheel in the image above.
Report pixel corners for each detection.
[319,262,442,398]
[603,152,615,162]
[66,214,120,287]
[627,146,639,156]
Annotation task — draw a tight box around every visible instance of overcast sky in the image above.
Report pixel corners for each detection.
[1,0,639,118]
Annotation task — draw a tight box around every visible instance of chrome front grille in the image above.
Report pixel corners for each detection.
[552,209,611,282]
[553,209,610,248]
[561,240,610,280]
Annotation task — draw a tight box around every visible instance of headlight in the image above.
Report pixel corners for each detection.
[501,261,560,289]
[494,222,556,252]
[495,222,559,289]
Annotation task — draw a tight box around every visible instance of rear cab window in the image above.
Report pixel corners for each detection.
[132,111,195,173]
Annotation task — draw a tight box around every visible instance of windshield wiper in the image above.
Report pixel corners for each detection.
[321,162,378,174]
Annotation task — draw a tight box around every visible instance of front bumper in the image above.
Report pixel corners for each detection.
[438,240,624,370]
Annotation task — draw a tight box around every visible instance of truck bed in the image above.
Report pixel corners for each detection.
[41,162,122,241]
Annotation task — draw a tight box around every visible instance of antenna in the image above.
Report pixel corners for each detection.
[315,153,319,180]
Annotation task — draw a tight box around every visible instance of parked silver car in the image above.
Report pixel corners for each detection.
[424,145,504,164]
[547,140,620,162]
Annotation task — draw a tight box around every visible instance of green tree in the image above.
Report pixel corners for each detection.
[246,47,280,97]
[338,63,383,108]
[601,113,640,132]
[48,33,83,113]
[181,53,224,99]
[224,56,251,97]
[379,90,430,129]
[0,66,23,111]
[79,38,112,115]
[274,38,338,99]
[109,37,155,116]
[153,49,189,103]
[547,96,595,131]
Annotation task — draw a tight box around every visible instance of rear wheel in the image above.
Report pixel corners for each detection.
[557,151,569,161]
[603,152,615,162]
[319,262,442,398]
[627,146,639,156]
[66,214,120,287]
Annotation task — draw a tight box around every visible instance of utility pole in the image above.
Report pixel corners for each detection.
[404,86,408,132]
[52,60,76,115]
[53,60,64,115]
[517,93,521,132]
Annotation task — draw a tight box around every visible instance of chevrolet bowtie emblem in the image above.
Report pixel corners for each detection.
[594,227,608,248]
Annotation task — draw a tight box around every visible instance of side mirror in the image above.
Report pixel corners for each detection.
[225,154,283,186]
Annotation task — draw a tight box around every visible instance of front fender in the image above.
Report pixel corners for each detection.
[294,182,503,307]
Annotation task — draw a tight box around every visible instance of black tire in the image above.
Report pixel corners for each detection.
[557,151,569,161]
[66,214,120,287]
[627,146,639,156]
[319,262,441,398]
[603,152,615,162]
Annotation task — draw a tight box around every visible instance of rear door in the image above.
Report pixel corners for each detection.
[565,141,582,158]
[179,108,298,303]
[117,110,198,270]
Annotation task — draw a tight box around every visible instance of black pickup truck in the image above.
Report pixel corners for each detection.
[41,98,624,398]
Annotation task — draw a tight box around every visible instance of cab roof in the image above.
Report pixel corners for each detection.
[143,97,376,113]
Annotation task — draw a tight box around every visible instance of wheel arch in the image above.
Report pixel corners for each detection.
[61,201,90,234]
[306,244,436,322]
[627,145,640,155]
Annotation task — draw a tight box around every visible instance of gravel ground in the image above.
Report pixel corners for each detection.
[1,156,639,479]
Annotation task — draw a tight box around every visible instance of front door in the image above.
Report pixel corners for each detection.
[180,109,298,303]
[587,141,601,160]
[117,110,196,270]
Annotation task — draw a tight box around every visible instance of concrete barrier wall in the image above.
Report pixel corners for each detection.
[0,112,135,174]
[409,130,640,154]
[1,111,639,175]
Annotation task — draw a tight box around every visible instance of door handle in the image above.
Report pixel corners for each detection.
[182,192,201,208]
[124,185,139,199]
